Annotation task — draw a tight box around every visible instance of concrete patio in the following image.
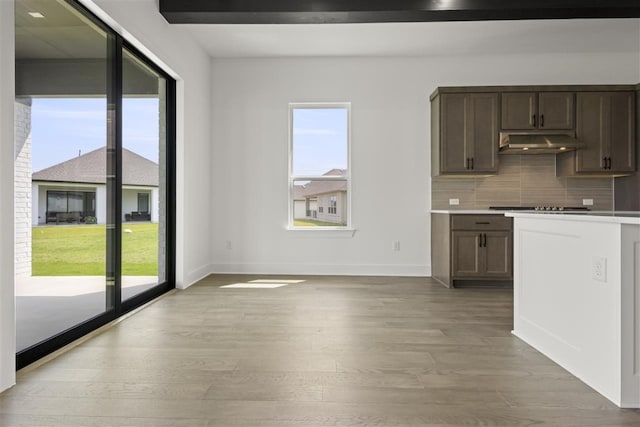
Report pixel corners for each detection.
[16,276,158,351]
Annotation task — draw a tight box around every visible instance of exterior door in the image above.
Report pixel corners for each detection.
[138,192,150,213]
[121,46,170,302]
[15,0,175,369]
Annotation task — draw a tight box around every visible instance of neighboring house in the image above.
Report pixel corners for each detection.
[294,169,347,225]
[32,147,159,225]
[293,184,316,219]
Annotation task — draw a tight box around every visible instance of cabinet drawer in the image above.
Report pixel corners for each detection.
[451,215,512,231]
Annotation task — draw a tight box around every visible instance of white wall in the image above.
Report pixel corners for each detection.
[210,52,639,276]
[0,0,16,392]
[82,0,213,287]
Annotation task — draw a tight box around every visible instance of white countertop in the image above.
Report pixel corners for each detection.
[505,211,640,225]
[430,210,508,214]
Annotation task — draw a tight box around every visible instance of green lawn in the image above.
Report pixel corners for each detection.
[293,219,346,227]
[32,223,158,276]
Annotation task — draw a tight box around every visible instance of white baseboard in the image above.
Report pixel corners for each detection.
[211,262,430,277]
[179,263,214,289]
[512,329,625,408]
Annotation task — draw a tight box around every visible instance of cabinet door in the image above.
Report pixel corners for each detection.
[468,93,499,173]
[440,94,469,173]
[501,92,537,130]
[484,231,512,278]
[538,92,574,130]
[575,92,608,172]
[451,231,483,277]
[608,92,635,173]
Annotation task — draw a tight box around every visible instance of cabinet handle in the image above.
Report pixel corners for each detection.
[482,233,487,247]
[607,157,612,170]
[478,233,482,247]
[540,114,544,127]
[466,158,470,170]
[475,222,490,225]
[603,157,607,169]
[532,114,536,127]
[470,158,474,170]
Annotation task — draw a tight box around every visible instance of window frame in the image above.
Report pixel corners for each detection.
[288,102,352,231]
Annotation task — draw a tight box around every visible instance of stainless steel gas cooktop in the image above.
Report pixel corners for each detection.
[489,206,591,212]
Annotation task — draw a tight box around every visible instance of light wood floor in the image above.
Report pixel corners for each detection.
[1,275,639,426]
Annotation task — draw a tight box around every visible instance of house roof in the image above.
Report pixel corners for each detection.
[295,169,347,198]
[32,147,159,187]
[301,180,347,198]
[293,185,307,201]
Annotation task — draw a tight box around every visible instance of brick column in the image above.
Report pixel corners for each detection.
[14,98,32,277]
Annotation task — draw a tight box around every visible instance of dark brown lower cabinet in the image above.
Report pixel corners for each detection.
[452,230,512,278]
[451,231,482,277]
[432,213,513,288]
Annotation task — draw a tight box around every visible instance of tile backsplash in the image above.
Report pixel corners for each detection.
[431,155,613,210]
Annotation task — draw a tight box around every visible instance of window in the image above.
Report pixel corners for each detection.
[329,196,337,214]
[289,103,350,228]
[46,191,96,221]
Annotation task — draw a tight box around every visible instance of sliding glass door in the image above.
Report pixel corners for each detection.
[15,0,175,368]
[121,47,168,301]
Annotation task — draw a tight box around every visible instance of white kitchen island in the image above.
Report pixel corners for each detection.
[506,212,640,408]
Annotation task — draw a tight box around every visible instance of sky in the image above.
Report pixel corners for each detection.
[31,97,160,172]
[292,107,348,177]
[31,100,347,175]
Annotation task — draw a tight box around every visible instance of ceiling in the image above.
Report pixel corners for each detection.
[181,18,640,58]
[16,0,107,60]
[14,0,640,60]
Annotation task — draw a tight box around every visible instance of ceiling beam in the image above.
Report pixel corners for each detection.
[159,0,640,24]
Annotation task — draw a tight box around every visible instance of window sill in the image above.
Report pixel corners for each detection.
[286,227,356,238]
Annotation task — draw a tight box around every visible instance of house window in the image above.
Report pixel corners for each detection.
[45,190,96,223]
[289,103,350,228]
[329,196,337,214]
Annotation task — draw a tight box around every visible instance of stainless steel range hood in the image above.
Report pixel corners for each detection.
[499,131,583,155]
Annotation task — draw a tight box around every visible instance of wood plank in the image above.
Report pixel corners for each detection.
[1,274,638,426]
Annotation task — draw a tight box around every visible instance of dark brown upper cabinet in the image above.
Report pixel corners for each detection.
[501,92,574,130]
[431,92,499,176]
[557,91,636,176]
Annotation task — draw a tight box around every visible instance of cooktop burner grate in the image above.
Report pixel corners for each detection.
[489,206,591,211]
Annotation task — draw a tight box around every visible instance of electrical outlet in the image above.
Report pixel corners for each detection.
[449,198,460,206]
[583,199,594,206]
[225,240,232,250]
[592,257,606,282]
[392,241,400,251]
